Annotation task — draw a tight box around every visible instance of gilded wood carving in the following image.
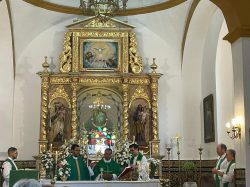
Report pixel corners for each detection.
[38,16,162,158]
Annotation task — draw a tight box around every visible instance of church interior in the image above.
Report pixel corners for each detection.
[0,0,250,186]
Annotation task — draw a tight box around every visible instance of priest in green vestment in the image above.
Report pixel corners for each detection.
[66,144,92,181]
[212,144,228,187]
[129,143,147,168]
[92,148,121,180]
[214,149,236,187]
[2,147,18,187]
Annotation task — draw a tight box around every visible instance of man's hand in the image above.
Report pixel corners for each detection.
[130,165,137,170]
[212,168,218,174]
[90,162,97,169]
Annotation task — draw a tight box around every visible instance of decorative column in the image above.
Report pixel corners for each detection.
[37,57,50,154]
[71,83,78,138]
[149,58,162,156]
[122,82,129,140]
[36,57,50,178]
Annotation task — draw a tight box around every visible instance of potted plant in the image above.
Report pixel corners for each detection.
[182,161,196,182]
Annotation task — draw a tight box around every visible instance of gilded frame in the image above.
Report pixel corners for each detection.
[79,38,121,72]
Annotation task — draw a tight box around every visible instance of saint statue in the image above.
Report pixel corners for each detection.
[132,104,148,145]
[48,102,67,144]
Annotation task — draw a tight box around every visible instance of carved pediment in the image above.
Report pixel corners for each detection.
[66,15,135,30]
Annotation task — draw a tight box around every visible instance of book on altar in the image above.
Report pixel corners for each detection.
[118,166,133,179]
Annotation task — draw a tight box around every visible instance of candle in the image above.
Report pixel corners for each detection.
[55,151,58,163]
[50,144,53,152]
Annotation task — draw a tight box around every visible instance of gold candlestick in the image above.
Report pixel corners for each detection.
[198,147,203,187]
[166,146,172,186]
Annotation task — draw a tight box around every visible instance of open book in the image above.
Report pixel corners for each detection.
[118,166,133,179]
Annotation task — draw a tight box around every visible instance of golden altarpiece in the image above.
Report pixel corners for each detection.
[37,15,162,174]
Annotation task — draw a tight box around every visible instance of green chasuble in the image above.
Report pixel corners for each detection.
[66,155,90,181]
[215,156,226,187]
[5,158,17,171]
[93,158,121,180]
[223,160,235,187]
[130,152,143,165]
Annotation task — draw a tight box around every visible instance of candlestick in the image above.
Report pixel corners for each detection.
[198,147,203,187]
[149,141,152,158]
[166,146,172,186]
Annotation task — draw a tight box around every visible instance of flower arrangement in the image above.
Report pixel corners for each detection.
[41,151,55,170]
[114,138,130,166]
[57,159,71,180]
[40,151,55,179]
[148,157,161,178]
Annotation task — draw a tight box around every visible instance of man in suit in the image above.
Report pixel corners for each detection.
[2,147,18,187]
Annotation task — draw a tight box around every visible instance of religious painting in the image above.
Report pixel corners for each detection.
[80,39,120,71]
[48,99,71,146]
[129,99,150,146]
[203,94,215,143]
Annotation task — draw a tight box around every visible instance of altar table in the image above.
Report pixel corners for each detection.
[40,179,161,187]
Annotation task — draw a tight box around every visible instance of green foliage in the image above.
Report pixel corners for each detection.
[182,161,196,171]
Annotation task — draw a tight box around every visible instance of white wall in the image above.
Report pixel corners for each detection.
[182,0,227,159]
[215,20,234,149]
[0,0,14,158]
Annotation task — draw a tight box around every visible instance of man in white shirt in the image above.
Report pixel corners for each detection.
[214,149,236,187]
[2,147,18,187]
[212,144,228,187]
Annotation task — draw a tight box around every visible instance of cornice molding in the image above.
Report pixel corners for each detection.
[224,26,250,43]
[23,0,186,16]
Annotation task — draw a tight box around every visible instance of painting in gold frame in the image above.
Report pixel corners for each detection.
[80,38,121,71]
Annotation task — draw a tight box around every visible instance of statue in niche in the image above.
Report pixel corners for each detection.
[48,101,70,145]
[131,104,148,145]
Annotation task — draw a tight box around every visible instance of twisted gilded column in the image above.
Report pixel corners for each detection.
[38,75,50,154]
[122,83,129,140]
[71,83,78,138]
[150,71,161,156]
[150,75,161,140]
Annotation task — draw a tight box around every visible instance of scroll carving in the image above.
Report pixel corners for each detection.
[59,32,72,73]
[129,32,143,74]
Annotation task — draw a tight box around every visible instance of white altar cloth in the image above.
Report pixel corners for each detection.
[40,179,161,187]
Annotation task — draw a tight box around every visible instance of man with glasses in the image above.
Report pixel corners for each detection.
[66,144,92,181]
[2,147,18,187]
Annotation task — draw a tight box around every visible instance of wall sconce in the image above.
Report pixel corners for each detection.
[225,117,242,139]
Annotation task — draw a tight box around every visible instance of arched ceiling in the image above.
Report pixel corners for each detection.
[23,0,187,16]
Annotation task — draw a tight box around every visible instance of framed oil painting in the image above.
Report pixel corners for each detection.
[203,94,215,143]
[80,38,120,71]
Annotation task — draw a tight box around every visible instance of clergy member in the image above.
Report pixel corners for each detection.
[2,147,18,187]
[212,143,228,187]
[66,144,92,181]
[129,143,147,169]
[214,149,236,187]
[93,148,121,180]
